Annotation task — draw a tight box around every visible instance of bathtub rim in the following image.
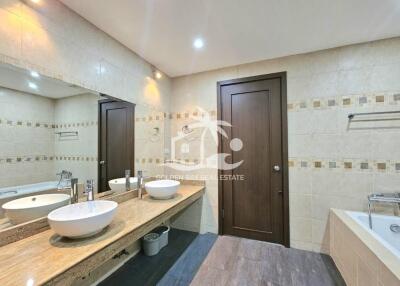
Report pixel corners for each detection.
[330,208,400,281]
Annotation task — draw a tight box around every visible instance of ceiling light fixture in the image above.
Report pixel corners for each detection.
[154,71,162,79]
[193,38,204,49]
[151,67,162,80]
[30,71,40,78]
[30,0,40,3]
[28,82,38,90]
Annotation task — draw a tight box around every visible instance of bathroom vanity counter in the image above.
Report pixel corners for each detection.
[0,184,205,286]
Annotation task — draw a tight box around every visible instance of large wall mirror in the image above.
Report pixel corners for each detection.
[0,62,166,234]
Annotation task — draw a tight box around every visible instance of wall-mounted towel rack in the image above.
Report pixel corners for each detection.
[55,131,78,137]
[348,111,400,120]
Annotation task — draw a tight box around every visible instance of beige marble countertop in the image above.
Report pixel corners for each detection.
[0,185,205,286]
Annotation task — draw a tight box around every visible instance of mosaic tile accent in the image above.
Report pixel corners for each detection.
[0,155,54,164]
[358,96,368,105]
[288,158,400,174]
[343,162,352,169]
[328,161,337,169]
[136,110,217,122]
[327,99,336,107]
[54,155,97,162]
[375,95,385,103]
[313,100,321,108]
[376,162,386,170]
[287,91,400,112]
[0,118,99,129]
[342,97,351,106]
[314,161,322,168]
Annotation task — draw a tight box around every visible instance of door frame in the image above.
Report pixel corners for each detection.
[98,97,136,193]
[217,72,289,247]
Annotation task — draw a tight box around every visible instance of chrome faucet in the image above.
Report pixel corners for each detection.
[137,170,144,199]
[125,169,131,191]
[85,180,95,201]
[70,178,79,204]
[367,192,400,229]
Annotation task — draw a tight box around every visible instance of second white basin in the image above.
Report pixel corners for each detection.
[145,180,180,199]
[2,193,70,225]
[108,177,138,192]
[48,200,118,238]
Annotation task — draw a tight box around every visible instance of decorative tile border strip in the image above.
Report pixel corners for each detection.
[135,112,167,123]
[289,158,400,173]
[54,155,98,162]
[54,121,98,128]
[0,119,98,129]
[0,155,97,164]
[135,158,208,165]
[135,158,164,164]
[287,91,400,111]
[0,118,55,129]
[135,110,218,123]
[0,155,54,164]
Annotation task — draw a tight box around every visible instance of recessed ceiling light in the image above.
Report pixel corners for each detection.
[30,71,40,78]
[193,38,204,49]
[155,71,162,79]
[30,0,40,3]
[28,82,38,90]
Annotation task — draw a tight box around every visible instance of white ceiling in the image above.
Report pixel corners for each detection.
[61,0,400,77]
[0,63,91,99]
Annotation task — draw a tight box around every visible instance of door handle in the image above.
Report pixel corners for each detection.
[273,165,280,172]
[99,160,106,165]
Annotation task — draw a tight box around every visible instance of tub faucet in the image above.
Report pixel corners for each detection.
[367,193,400,229]
[125,169,131,191]
[85,180,95,201]
[57,170,72,190]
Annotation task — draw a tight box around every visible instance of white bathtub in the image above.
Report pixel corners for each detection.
[346,211,400,259]
[0,181,60,199]
[331,209,400,285]
[0,181,62,217]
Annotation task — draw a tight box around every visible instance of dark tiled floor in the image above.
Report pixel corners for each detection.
[157,232,218,285]
[99,228,201,286]
[191,236,346,286]
[99,229,217,286]
[100,232,345,286]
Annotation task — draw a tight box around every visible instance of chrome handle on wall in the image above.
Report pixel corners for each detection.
[99,160,105,165]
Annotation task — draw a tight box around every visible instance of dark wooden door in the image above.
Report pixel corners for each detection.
[218,73,289,246]
[98,100,135,193]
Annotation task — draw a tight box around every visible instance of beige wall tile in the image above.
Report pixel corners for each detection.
[169,37,400,249]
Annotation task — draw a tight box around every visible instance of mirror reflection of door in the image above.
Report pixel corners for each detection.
[98,99,135,193]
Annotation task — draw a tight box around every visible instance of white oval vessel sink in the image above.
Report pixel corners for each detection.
[145,180,180,200]
[2,193,70,225]
[108,177,138,192]
[48,200,117,239]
